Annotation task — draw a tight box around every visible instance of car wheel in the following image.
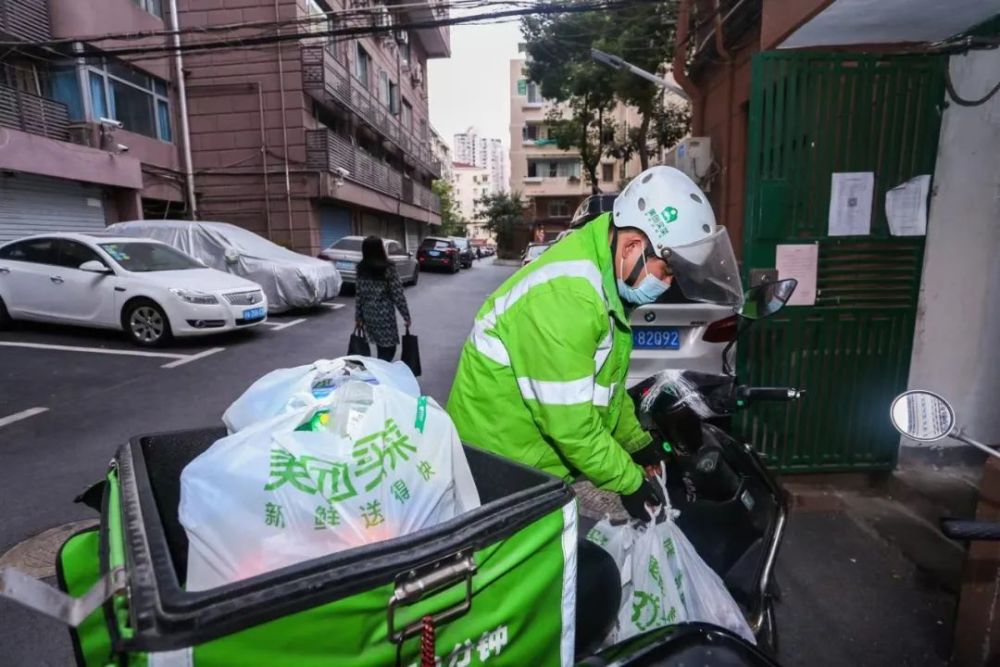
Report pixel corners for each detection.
[0,296,11,330]
[409,266,419,286]
[122,299,173,347]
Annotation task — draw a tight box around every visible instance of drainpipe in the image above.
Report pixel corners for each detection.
[168,0,198,219]
[256,82,272,239]
[274,0,294,241]
[714,0,733,225]
[673,0,704,134]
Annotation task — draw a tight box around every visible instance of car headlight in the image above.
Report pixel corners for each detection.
[169,288,219,305]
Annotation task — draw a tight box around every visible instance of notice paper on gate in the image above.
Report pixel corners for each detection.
[776,244,818,306]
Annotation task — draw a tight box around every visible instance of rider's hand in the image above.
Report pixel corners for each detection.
[631,442,666,467]
[620,479,662,523]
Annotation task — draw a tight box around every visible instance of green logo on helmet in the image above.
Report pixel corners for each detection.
[660,206,678,224]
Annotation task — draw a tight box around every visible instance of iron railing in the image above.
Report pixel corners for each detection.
[301,45,440,178]
[0,83,70,141]
[307,129,441,215]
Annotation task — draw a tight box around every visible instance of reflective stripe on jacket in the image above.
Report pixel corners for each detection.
[447,213,650,494]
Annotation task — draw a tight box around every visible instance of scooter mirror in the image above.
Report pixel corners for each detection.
[740,278,798,320]
[890,390,956,442]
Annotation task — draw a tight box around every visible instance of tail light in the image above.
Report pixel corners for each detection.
[702,315,739,343]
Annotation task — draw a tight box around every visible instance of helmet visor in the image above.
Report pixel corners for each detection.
[667,227,744,308]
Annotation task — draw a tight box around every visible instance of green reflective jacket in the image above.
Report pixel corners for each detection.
[447,213,650,495]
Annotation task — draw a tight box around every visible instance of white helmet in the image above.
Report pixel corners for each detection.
[612,166,743,307]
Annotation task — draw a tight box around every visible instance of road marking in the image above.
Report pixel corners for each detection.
[0,340,185,360]
[160,346,225,368]
[263,318,307,331]
[0,407,49,429]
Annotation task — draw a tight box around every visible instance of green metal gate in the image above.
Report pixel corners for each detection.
[740,52,946,471]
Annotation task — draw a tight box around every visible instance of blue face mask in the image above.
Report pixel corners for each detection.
[617,247,671,306]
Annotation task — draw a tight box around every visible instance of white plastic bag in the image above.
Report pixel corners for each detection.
[223,356,421,433]
[181,380,481,591]
[586,468,755,644]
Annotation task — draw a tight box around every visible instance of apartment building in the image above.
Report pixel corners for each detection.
[508,57,641,242]
[0,0,447,254]
[453,126,508,195]
[430,126,453,184]
[0,0,185,242]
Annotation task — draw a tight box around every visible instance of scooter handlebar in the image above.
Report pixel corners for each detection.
[737,386,804,402]
[940,519,1000,541]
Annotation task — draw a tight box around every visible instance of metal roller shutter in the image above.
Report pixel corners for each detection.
[319,204,352,250]
[404,219,421,252]
[0,173,106,243]
[384,218,404,245]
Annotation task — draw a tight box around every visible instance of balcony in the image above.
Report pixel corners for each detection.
[0,0,50,42]
[0,84,70,142]
[306,129,441,215]
[401,1,450,59]
[301,45,440,178]
[520,175,589,198]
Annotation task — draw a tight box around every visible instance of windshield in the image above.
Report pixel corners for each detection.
[330,238,363,252]
[526,244,548,259]
[421,239,451,250]
[100,242,202,272]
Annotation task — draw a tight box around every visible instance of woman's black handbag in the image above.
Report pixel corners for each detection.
[401,326,421,376]
[348,326,371,356]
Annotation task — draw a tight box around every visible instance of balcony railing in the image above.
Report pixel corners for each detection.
[0,84,70,142]
[0,0,51,42]
[307,129,441,215]
[302,45,440,179]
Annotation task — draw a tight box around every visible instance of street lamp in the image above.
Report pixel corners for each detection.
[590,48,690,100]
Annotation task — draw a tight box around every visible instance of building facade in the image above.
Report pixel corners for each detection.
[453,126,508,196]
[0,0,447,253]
[430,126,453,184]
[508,57,640,242]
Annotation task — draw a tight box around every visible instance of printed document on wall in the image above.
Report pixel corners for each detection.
[776,244,818,306]
[828,172,874,236]
[885,175,930,236]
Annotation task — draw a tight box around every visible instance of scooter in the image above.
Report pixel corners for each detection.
[889,390,1000,541]
[581,278,803,666]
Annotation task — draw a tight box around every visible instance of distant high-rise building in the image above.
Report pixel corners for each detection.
[453,127,508,196]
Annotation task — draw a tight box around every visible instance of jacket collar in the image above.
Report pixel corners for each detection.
[581,213,629,327]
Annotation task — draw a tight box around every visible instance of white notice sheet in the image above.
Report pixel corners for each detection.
[828,172,875,236]
[776,244,818,306]
[886,175,930,236]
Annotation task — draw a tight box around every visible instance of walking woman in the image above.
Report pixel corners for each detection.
[355,235,411,361]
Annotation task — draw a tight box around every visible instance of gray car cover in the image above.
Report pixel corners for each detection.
[106,220,342,313]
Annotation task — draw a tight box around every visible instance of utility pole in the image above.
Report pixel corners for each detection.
[590,48,690,101]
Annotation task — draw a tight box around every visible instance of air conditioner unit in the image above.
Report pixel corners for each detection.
[671,136,712,189]
[410,65,423,86]
[395,29,409,45]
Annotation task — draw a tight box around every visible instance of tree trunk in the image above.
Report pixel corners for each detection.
[637,111,652,170]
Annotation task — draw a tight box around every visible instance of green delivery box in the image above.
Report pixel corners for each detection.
[56,427,578,666]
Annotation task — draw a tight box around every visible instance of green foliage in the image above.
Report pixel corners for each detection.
[432,179,467,237]
[475,191,526,257]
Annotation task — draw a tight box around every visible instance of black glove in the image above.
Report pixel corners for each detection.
[630,442,667,467]
[620,479,663,522]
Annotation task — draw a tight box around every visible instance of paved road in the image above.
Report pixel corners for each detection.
[0,258,512,665]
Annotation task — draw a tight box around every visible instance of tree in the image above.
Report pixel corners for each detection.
[521,9,619,194]
[432,179,466,237]
[475,191,526,259]
[651,98,692,155]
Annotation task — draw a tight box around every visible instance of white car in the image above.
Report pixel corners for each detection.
[0,233,268,346]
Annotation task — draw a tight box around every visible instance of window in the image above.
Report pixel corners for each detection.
[48,67,84,120]
[132,0,162,18]
[388,81,399,115]
[331,238,363,251]
[86,59,171,141]
[399,33,411,67]
[99,242,201,272]
[354,43,371,88]
[526,82,542,104]
[522,125,538,141]
[0,238,58,264]
[387,241,406,256]
[378,70,390,107]
[548,200,571,218]
[528,160,580,179]
[57,241,105,270]
[401,100,412,130]
[602,163,614,182]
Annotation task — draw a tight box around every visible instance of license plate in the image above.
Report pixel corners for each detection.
[632,327,681,350]
[335,261,353,270]
[428,250,440,256]
[243,307,266,321]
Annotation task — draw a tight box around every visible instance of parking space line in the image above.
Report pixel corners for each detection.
[0,407,49,429]
[264,318,307,331]
[160,347,226,368]
[0,341,185,360]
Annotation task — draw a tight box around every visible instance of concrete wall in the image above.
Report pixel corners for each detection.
[905,47,1000,448]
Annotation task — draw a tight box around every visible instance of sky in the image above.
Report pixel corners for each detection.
[427,19,522,153]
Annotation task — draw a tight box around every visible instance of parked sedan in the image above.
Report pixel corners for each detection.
[449,237,475,269]
[318,236,419,286]
[106,220,341,313]
[416,237,461,273]
[522,242,551,267]
[0,233,268,346]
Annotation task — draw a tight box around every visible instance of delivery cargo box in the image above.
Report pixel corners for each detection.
[58,427,578,667]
